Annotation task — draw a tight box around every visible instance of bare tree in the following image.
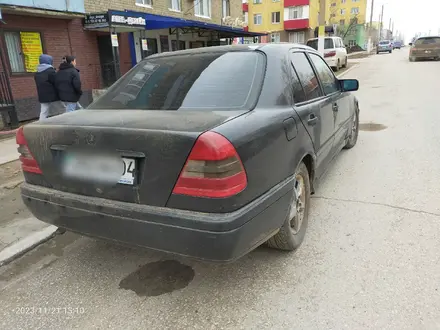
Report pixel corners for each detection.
[338,15,359,40]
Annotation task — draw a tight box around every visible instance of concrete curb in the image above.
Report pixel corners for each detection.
[0,225,59,267]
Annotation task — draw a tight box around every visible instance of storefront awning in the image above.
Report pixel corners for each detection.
[85,9,266,37]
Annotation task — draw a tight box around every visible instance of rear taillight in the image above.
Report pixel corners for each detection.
[16,126,42,174]
[172,131,247,198]
[324,51,336,58]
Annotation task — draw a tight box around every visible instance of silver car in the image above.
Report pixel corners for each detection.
[377,40,393,54]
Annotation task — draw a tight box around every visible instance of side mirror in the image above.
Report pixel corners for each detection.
[340,79,359,92]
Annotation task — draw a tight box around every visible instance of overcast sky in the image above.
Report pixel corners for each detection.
[366,0,440,41]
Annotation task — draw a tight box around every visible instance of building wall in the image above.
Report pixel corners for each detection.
[85,0,243,26]
[327,0,367,25]
[247,0,284,34]
[0,13,101,121]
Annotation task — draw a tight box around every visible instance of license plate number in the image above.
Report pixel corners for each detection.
[119,158,135,185]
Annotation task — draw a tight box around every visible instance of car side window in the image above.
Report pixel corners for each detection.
[289,65,307,104]
[290,52,323,101]
[308,53,340,95]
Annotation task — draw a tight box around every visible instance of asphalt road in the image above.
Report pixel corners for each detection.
[2,49,440,330]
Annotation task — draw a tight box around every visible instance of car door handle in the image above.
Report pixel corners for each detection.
[332,103,339,112]
[307,114,318,126]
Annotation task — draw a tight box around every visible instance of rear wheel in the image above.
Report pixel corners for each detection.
[267,162,310,251]
[342,57,348,68]
[389,50,392,53]
[344,105,359,149]
[409,57,416,62]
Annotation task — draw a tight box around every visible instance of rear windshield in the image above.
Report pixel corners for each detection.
[306,38,334,50]
[88,51,265,111]
[415,37,440,45]
[379,40,390,45]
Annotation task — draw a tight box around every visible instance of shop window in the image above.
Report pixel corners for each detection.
[194,0,211,18]
[270,32,280,43]
[190,41,205,49]
[160,35,169,52]
[169,0,181,11]
[141,38,158,58]
[136,0,153,7]
[4,31,43,73]
[171,40,186,51]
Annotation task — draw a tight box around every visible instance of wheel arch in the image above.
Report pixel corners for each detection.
[300,153,316,194]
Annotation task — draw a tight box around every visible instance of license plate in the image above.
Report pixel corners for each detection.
[62,152,136,185]
[119,158,135,185]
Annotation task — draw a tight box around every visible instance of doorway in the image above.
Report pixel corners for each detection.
[97,35,118,87]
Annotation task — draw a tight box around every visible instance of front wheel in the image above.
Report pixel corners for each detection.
[267,163,310,251]
[344,105,359,149]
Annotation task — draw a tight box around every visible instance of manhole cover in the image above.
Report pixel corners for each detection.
[119,260,195,297]
[359,123,387,131]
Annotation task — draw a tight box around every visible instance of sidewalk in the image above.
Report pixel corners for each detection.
[0,142,58,266]
[0,137,19,166]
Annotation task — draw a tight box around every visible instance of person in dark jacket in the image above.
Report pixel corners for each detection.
[34,54,59,120]
[55,55,83,113]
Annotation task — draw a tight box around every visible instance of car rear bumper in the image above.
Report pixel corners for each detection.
[21,178,293,262]
[325,57,338,67]
[377,48,392,52]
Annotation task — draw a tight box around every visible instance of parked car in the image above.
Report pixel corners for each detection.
[393,41,402,49]
[18,44,360,262]
[409,36,440,62]
[306,37,348,71]
[377,40,393,54]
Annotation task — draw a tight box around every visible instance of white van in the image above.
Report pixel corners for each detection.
[306,36,348,71]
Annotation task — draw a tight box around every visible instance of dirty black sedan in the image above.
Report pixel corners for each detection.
[18,44,360,262]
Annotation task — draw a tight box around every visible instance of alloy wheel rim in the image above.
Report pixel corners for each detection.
[290,174,306,235]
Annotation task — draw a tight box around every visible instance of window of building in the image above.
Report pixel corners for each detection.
[222,0,230,17]
[290,52,322,100]
[271,12,281,24]
[352,0,360,2]
[340,9,346,15]
[351,7,359,14]
[288,7,303,20]
[194,0,211,17]
[270,32,280,42]
[244,12,249,24]
[340,19,345,25]
[272,0,280,2]
[289,31,305,44]
[341,0,346,3]
[253,14,262,25]
[253,0,262,4]
[4,31,43,73]
[169,0,181,11]
[331,2,337,6]
[136,0,153,7]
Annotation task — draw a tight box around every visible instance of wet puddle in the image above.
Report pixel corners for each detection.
[359,123,387,131]
[119,260,195,297]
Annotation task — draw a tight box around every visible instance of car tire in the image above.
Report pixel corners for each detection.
[335,59,340,71]
[376,51,379,54]
[344,104,359,149]
[267,162,310,251]
[342,57,348,68]
[389,50,392,53]
[409,57,416,62]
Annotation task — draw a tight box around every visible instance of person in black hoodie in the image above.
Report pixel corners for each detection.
[34,54,59,120]
[55,55,83,113]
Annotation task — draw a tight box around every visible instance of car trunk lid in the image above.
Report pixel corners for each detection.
[23,109,246,206]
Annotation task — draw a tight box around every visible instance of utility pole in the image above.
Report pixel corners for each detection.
[368,0,374,51]
[317,0,327,54]
[389,18,391,31]
[379,4,384,41]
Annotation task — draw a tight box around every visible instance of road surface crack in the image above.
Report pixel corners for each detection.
[312,196,440,218]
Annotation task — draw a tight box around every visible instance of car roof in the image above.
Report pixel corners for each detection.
[145,43,316,59]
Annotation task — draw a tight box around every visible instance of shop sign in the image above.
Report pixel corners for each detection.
[84,13,109,28]
[222,16,246,28]
[20,32,43,72]
[110,14,146,27]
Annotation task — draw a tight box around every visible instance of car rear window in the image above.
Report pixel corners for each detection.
[379,40,390,45]
[88,51,265,111]
[415,37,440,45]
[306,38,334,50]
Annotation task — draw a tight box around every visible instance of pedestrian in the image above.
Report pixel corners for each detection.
[55,55,83,113]
[34,54,59,120]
